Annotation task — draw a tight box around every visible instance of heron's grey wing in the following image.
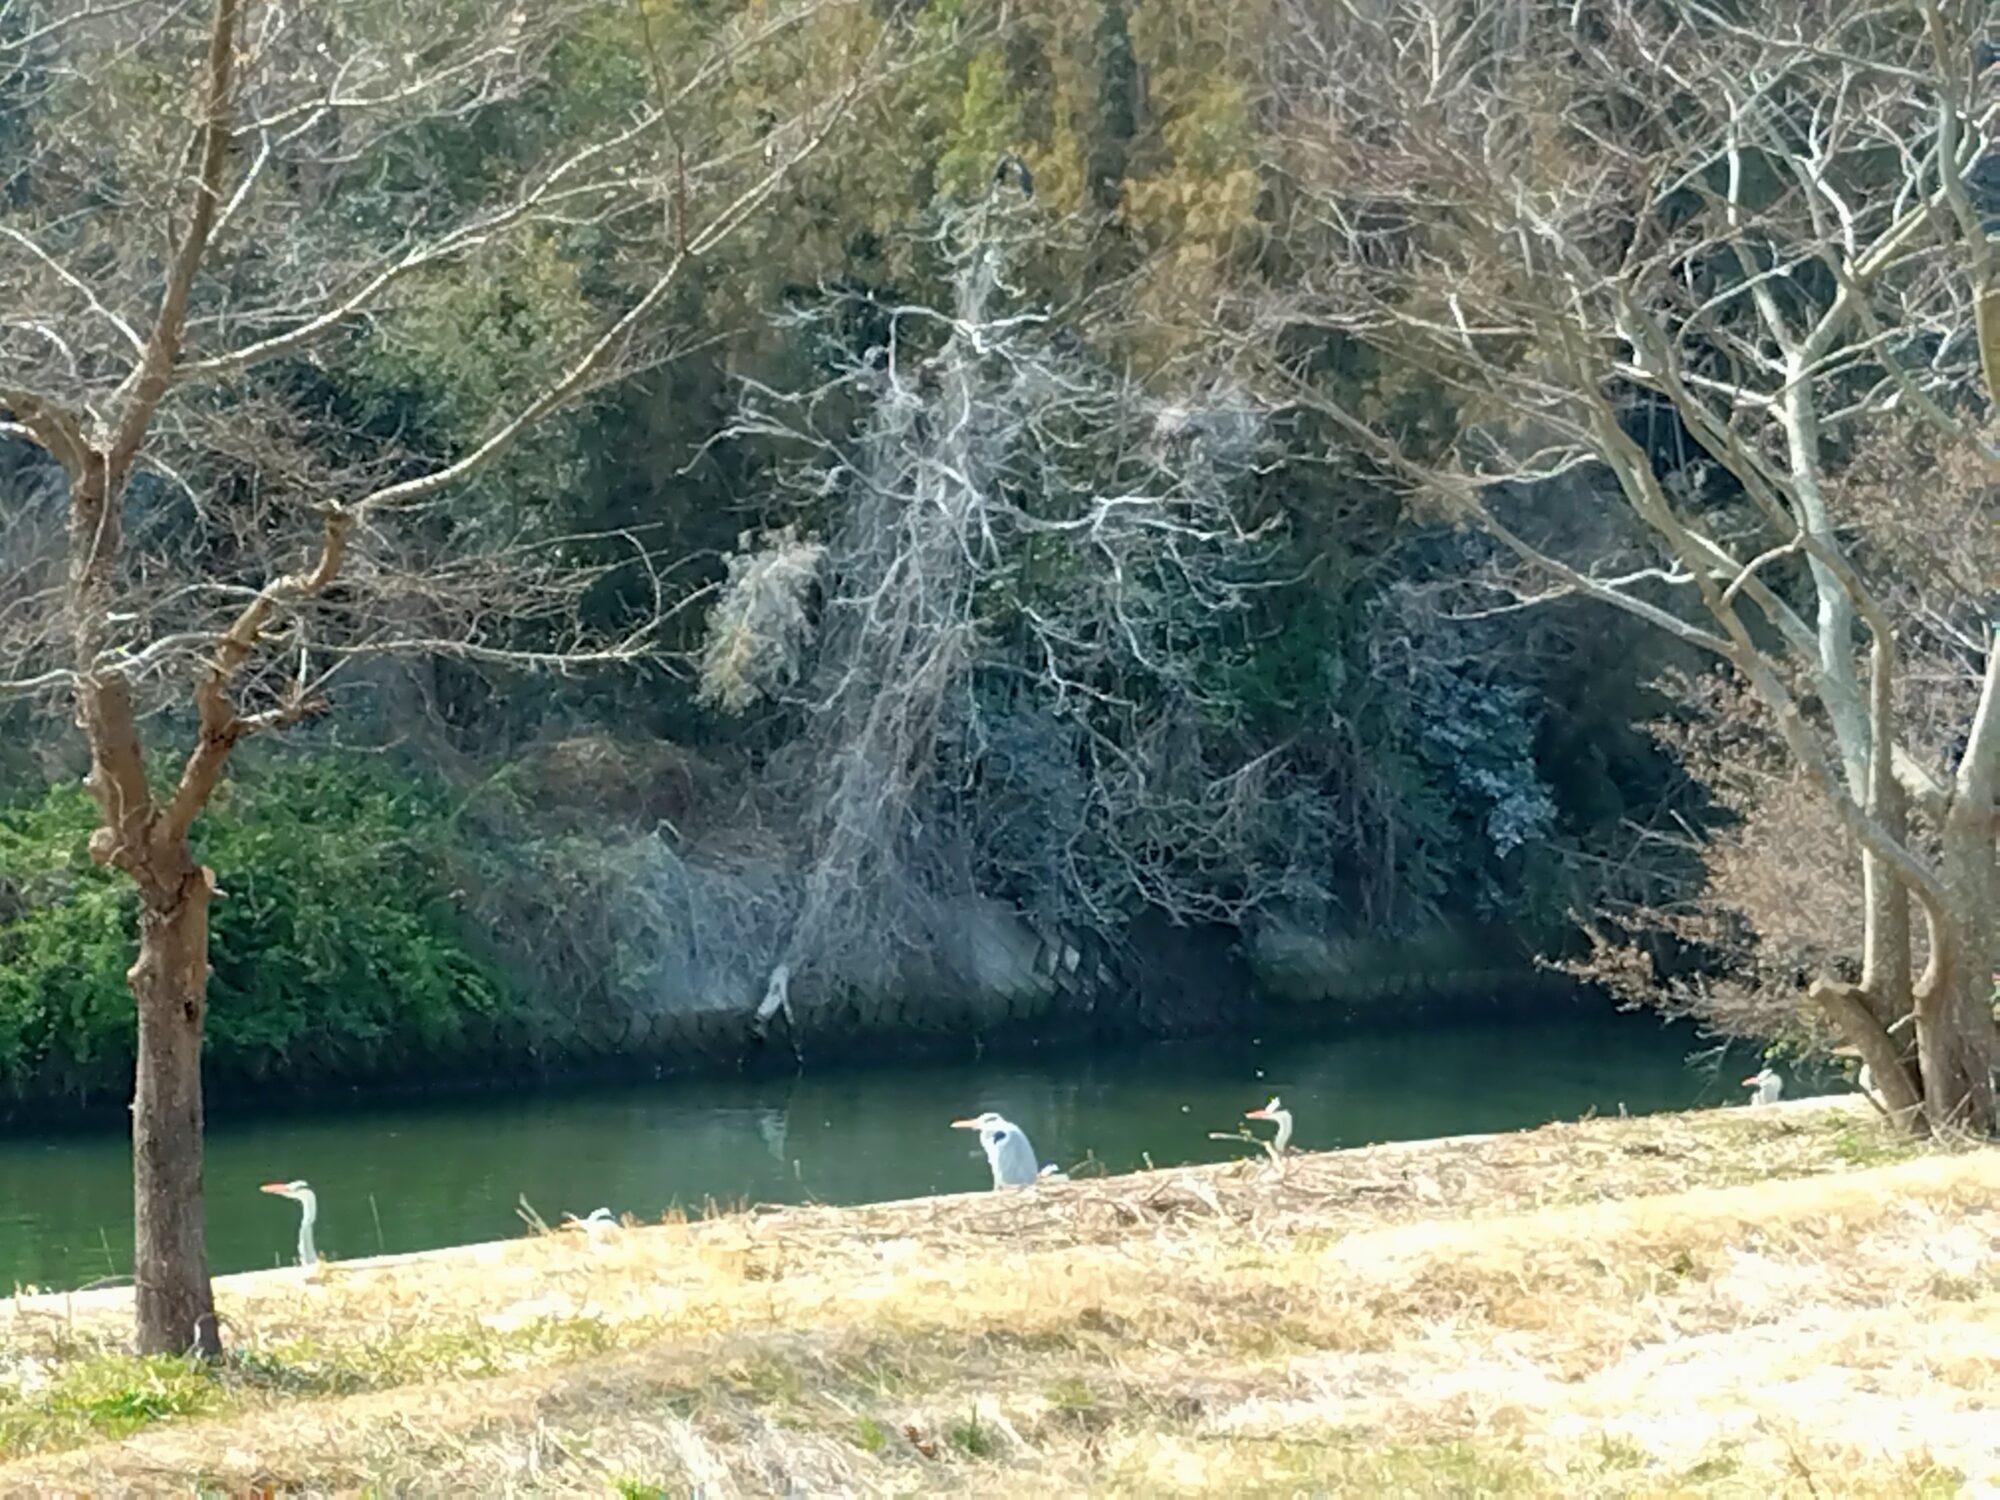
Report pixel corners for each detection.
[995,1127,1040,1186]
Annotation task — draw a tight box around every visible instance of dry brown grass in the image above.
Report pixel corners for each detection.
[1,1097,1993,1496]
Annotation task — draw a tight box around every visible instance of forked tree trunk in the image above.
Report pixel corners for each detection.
[1814,978,1923,1127]
[1821,644,1995,1136]
[1846,782,1924,1125]
[1917,889,1999,1137]
[1915,966,1998,1136]
[1837,838,1997,1138]
[1884,763,1998,1136]
[128,859,220,1357]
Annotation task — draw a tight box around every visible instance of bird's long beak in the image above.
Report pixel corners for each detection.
[258,1181,288,1194]
[1245,1107,1270,1120]
[1740,1076,1758,1086]
[949,1118,979,1130]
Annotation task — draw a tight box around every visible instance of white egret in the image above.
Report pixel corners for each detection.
[1743,1066,1783,1106]
[1245,1095,1294,1155]
[259,1179,319,1268]
[950,1111,1041,1188]
[560,1207,616,1244]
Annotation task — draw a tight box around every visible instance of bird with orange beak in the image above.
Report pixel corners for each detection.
[950,1111,1041,1188]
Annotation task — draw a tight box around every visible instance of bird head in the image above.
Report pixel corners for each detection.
[260,1179,311,1202]
[1245,1096,1284,1121]
[1741,1068,1776,1088]
[950,1112,1009,1133]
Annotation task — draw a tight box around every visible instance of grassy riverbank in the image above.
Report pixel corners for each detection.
[2,1097,1994,1495]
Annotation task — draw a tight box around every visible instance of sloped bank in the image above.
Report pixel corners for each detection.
[3,1097,1993,1494]
[0,734,1584,1123]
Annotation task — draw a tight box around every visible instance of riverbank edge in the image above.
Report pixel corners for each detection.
[18,1088,1835,1315]
[0,961,1586,1130]
[8,1092,1996,1495]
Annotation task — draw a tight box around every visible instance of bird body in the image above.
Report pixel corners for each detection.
[1245,1095,1293,1154]
[1743,1067,1783,1106]
[950,1111,1041,1188]
[260,1179,319,1267]
[561,1207,616,1244]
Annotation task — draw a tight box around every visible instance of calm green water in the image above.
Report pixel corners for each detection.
[0,1010,1760,1291]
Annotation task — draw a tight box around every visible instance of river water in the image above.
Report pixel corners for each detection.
[0,1008,1764,1291]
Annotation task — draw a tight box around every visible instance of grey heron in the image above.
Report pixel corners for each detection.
[1742,1066,1783,1105]
[950,1111,1041,1188]
[1245,1095,1293,1154]
[260,1179,319,1268]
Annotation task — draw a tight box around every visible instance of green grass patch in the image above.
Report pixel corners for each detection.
[946,1409,995,1458]
[1826,1124,1921,1168]
[0,1353,222,1456]
[1044,1376,1095,1411]
[0,1315,651,1462]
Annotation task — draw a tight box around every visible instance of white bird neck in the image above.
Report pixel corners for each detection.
[1269,1109,1293,1153]
[295,1189,319,1268]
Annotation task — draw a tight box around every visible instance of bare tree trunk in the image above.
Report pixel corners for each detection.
[1915,966,1995,1134]
[1922,646,2000,1136]
[1842,649,1923,1125]
[129,859,220,1357]
[1815,976,1923,1124]
[1919,828,1999,1135]
[1860,786,1913,1027]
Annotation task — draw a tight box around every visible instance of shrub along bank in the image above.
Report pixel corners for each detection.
[0,756,510,1109]
[0,745,1570,1117]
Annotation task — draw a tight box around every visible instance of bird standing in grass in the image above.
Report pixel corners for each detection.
[1743,1067,1783,1106]
[560,1207,616,1245]
[950,1111,1042,1188]
[1245,1096,1294,1157]
[260,1179,320,1268]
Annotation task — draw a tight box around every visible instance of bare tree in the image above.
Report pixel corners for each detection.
[1259,0,1998,1133]
[699,195,1316,1022]
[0,0,896,1353]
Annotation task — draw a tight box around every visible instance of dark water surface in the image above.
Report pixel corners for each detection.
[0,1008,1761,1290]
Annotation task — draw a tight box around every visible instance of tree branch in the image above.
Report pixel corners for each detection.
[104,0,242,486]
[352,49,878,515]
[0,225,146,361]
[0,384,88,476]
[158,511,350,845]
[176,112,661,380]
[1915,0,2000,406]
[1947,628,2000,831]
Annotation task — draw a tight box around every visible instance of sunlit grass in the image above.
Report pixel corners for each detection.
[0,1354,219,1454]
[0,1099,1990,1494]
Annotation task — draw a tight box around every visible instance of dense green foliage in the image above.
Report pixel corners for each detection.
[0,757,507,1101]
